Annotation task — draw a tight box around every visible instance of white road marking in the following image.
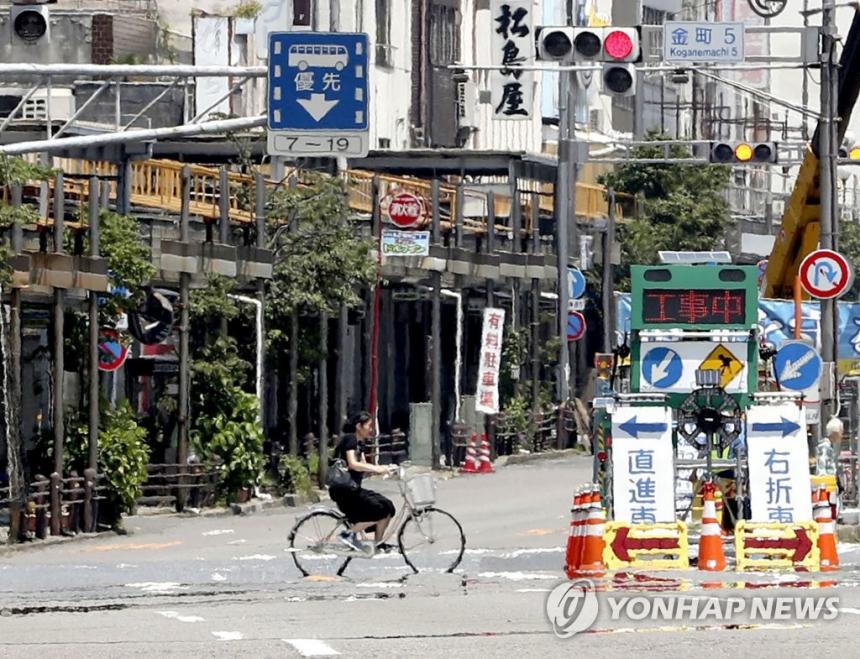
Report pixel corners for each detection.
[203,529,235,536]
[227,539,247,545]
[478,571,559,581]
[499,547,565,559]
[283,638,340,656]
[515,588,552,593]
[212,631,243,641]
[235,554,277,561]
[126,582,187,594]
[355,582,403,588]
[211,573,227,582]
[157,611,205,623]
[840,608,860,615]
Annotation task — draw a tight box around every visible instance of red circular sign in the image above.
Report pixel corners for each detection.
[798,249,854,300]
[98,328,129,372]
[567,312,586,341]
[384,191,426,229]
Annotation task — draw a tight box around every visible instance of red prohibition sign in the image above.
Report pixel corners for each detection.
[798,249,854,300]
[383,191,426,229]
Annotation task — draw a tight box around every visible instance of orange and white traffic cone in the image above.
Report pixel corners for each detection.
[564,488,583,579]
[478,434,494,474]
[460,434,479,474]
[698,482,726,571]
[714,488,726,536]
[815,486,839,572]
[578,485,607,578]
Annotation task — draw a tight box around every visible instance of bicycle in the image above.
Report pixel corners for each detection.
[287,463,465,577]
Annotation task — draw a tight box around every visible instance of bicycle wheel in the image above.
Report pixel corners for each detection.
[398,507,465,574]
[289,510,352,577]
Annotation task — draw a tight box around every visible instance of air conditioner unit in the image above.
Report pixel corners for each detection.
[21,88,76,122]
[457,78,478,130]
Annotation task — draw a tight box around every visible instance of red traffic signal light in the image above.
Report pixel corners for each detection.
[603,28,639,62]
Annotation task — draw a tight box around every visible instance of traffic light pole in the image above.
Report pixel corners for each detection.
[820,0,838,426]
[557,60,578,406]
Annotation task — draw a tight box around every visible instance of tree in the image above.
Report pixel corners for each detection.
[599,135,734,290]
[266,171,375,323]
[839,219,860,299]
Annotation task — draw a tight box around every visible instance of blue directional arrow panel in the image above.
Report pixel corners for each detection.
[773,340,822,392]
[641,346,683,389]
[746,403,812,523]
[611,406,674,524]
[268,32,368,130]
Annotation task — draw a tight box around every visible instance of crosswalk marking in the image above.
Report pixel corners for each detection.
[283,639,340,656]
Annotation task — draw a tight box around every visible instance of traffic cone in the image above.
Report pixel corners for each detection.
[578,485,607,578]
[477,434,494,473]
[574,487,593,573]
[564,488,583,579]
[714,488,726,536]
[460,434,479,474]
[698,482,726,571]
[815,486,839,572]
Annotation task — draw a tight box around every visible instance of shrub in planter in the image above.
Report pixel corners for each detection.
[191,388,264,502]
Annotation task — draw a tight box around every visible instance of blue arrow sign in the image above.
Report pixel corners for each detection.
[773,341,822,391]
[815,261,838,287]
[268,32,368,132]
[568,267,586,299]
[641,346,683,389]
[750,417,801,437]
[618,416,669,438]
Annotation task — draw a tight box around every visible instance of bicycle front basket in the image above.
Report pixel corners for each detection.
[405,474,436,508]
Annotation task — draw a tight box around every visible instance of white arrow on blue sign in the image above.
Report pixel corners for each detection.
[568,267,586,300]
[773,340,822,392]
[267,32,369,158]
[641,346,683,389]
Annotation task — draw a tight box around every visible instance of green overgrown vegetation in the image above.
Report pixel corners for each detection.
[599,134,734,291]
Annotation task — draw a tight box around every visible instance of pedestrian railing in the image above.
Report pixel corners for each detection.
[491,405,561,456]
[1,469,107,542]
[136,462,222,510]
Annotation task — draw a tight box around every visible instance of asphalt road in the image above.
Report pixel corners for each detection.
[2,454,860,658]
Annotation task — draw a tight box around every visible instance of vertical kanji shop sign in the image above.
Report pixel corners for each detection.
[476,307,506,414]
[490,1,534,120]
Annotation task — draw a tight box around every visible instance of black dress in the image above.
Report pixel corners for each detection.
[329,434,395,524]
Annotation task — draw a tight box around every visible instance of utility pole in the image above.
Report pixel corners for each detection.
[602,189,616,353]
[556,6,581,405]
[820,0,838,426]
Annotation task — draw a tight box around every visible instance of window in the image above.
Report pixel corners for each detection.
[294,0,313,27]
[378,138,391,149]
[376,0,392,67]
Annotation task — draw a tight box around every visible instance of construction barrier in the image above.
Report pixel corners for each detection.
[734,521,820,571]
[602,521,690,571]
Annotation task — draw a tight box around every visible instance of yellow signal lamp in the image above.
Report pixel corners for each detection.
[734,143,753,162]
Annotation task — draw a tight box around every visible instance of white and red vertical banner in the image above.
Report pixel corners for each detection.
[490,0,535,120]
[476,307,506,414]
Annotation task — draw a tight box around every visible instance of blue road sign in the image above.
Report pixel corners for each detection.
[568,267,586,300]
[267,32,369,157]
[750,417,800,437]
[618,415,669,438]
[641,346,683,389]
[773,340,822,392]
[567,312,586,341]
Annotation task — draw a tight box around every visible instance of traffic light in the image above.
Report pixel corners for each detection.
[537,27,575,61]
[709,141,778,164]
[600,27,638,96]
[10,1,56,44]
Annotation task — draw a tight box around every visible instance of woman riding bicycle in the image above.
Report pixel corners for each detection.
[329,412,396,553]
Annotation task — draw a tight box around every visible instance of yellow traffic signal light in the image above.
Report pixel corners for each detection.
[709,141,777,164]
